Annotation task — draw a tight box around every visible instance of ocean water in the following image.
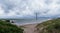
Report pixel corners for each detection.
[11,18,50,25]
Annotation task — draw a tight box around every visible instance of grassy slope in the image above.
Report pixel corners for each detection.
[36,18,60,33]
[0,20,24,33]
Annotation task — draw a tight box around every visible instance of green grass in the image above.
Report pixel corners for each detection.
[0,20,24,33]
[36,18,60,33]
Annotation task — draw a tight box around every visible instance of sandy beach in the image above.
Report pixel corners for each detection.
[20,23,39,33]
[19,19,51,33]
[11,19,51,33]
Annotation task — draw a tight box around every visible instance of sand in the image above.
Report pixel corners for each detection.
[13,19,51,33]
[20,23,39,33]
[19,19,51,33]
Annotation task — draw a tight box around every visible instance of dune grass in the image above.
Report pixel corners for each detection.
[0,20,24,33]
[36,18,60,33]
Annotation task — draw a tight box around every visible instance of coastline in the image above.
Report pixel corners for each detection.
[12,19,52,33]
[12,19,51,26]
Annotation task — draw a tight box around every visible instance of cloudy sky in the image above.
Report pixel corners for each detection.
[0,0,60,18]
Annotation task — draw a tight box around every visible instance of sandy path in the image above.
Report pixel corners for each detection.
[21,24,39,33]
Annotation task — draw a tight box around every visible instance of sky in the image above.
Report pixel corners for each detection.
[0,0,60,18]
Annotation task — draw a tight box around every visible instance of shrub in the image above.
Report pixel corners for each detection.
[36,18,60,33]
[0,20,24,33]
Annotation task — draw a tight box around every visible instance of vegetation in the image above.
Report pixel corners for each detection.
[0,20,24,33]
[36,18,60,33]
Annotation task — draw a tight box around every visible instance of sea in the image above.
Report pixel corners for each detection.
[11,18,51,26]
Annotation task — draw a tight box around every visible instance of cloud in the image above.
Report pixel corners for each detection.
[0,0,60,18]
[0,4,5,16]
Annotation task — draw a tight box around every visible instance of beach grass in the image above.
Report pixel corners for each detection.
[0,20,24,33]
[36,18,60,33]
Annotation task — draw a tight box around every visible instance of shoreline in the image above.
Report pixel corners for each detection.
[12,19,51,26]
[12,19,51,33]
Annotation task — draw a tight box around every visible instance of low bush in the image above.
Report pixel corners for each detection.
[0,20,24,33]
[36,18,60,33]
